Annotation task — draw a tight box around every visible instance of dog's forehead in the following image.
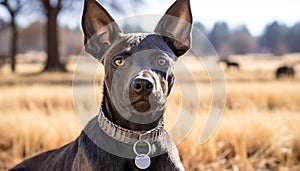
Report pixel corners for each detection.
[131,34,172,53]
[103,34,175,61]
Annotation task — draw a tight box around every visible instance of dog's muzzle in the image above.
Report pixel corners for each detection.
[129,70,159,113]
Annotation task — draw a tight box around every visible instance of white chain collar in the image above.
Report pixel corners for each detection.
[97,106,165,145]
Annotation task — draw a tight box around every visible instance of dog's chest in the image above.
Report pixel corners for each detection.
[76,128,184,171]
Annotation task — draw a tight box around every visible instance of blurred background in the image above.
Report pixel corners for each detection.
[0,0,300,170]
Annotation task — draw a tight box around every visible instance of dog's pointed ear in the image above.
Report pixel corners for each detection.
[154,0,192,58]
[82,0,122,60]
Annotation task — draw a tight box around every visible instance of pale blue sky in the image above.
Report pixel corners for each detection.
[0,0,299,36]
[133,0,300,36]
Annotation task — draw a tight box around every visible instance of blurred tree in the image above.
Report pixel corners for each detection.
[27,0,145,72]
[209,22,232,58]
[194,21,206,35]
[233,26,256,54]
[0,0,25,72]
[261,21,289,55]
[192,21,211,56]
[36,0,82,72]
[287,22,300,52]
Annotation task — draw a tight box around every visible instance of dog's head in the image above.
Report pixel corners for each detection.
[82,0,192,122]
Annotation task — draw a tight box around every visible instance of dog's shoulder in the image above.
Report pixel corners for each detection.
[9,140,79,171]
[153,131,185,171]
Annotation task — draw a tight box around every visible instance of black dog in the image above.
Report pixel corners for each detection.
[276,65,295,79]
[10,0,192,170]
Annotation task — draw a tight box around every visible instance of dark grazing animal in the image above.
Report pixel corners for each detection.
[10,0,192,170]
[219,59,240,70]
[276,65,295,79]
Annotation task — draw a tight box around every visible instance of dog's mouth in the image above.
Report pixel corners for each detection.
[131,98,151,113]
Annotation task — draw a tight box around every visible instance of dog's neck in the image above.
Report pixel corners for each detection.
[101,84,163,131]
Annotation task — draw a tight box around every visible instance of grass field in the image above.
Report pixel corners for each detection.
[1,54,300,170]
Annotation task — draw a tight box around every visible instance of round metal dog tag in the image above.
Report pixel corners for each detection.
[133,140,151,169]
[135,154,151,169]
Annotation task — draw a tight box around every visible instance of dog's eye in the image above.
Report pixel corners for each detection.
[157,58,167,66]
[114,57,125,67]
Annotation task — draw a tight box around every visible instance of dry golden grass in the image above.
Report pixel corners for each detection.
[1,54,300,170]
[178,111,300,171]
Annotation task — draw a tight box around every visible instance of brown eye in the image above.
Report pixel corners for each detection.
[114,56,125,67]
[157,58,167,66]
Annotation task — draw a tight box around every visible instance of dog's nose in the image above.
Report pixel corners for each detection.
[131,78,153,94]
